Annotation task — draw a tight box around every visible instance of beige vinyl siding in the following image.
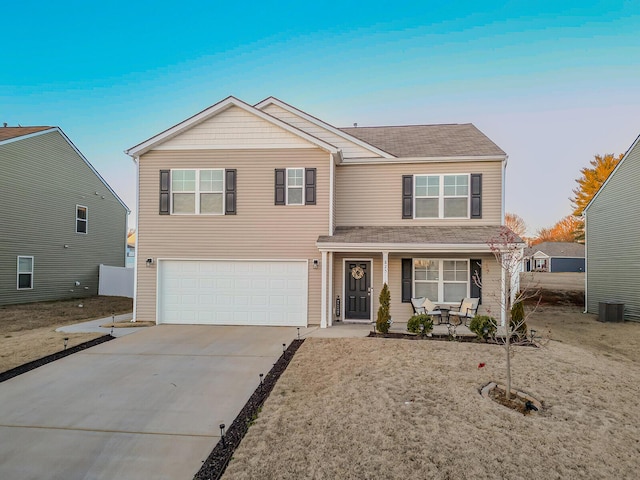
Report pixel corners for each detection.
[0,131,127,305]
[586,139,640,320]
[136,148,330,323]
[330,253,501,323]
[335,161,503,226]
[156,106,314,150]
[261,104,381,159]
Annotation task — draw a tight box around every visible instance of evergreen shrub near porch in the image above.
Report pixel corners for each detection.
[376,283,391,333]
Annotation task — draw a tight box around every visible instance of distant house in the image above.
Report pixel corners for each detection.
[126,232,136,268]
[584,134,640,321]
[0,126,129,305]
[523,242,585,272]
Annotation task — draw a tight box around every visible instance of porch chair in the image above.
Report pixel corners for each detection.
[448,298,479,326]
[410,297,444,324]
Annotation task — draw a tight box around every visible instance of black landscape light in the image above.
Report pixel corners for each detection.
[64,337,69,350]
[259,373,264,390]
[530,329,537,342]
[220,423,226,448]
[282,343,286,358]
[297,327,300,340]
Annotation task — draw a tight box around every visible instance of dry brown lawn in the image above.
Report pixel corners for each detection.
[223,306,640,479]
[0,296,133,372]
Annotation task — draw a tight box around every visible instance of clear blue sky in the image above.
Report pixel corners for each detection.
[3,0,639,233]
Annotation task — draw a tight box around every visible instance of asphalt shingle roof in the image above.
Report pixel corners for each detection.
[318,226,522,245]
[0,126,52,142]
[524,242,585,258]
[339,124,506,158]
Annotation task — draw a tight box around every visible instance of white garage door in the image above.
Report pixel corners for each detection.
[158,260,308,326]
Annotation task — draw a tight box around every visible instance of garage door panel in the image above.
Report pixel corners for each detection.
[158,260,307,326]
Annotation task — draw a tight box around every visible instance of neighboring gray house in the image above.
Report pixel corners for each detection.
[523,242,585,272]
[584,133,640,321]
[0,126,129,305]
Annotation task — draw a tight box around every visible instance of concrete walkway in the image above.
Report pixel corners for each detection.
[56,312,142,337]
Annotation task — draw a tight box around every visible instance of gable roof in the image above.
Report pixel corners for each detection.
[584,133,640,213]
[254,97,394,158]
[1,126,129,212]
[339,124,506,158]
[0,126,54,143]
[524,242,585,258]
[126,96,339,158]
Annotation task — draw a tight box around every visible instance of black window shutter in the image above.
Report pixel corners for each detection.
[225,169,237,215]
[470,259,482,304]
[159,170,170,215]
[401,258,412,302]
[275,169,285,205]
[402,175,413,219]
[305,168,316,205]
[470,174,482,219]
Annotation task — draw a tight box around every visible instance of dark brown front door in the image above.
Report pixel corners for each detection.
[345,261,371,320]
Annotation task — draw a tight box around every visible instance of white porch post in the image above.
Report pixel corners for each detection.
[320,250,328,328]
[328,252,334,327]
[382,251,389,285]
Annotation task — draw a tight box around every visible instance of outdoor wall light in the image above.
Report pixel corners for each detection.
[146,258,154,267]
[313,259,319,269]
[75,281,80,286]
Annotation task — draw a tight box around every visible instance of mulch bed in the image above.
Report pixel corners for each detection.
[368,331,479,342]
[0,335,115,383]
[194,339,305,480]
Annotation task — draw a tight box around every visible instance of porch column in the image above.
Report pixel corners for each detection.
[382,251,389,285]
[328,252,334,327]
[320,250,328,328]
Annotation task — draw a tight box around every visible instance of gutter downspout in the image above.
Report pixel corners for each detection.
[583,212,588,314]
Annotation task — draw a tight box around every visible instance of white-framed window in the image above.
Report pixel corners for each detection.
[76,205,88,234]
[415,174,469,218]
[17,256,34,290]
[414,259,468,303]
[171,169,224,215]
[286,168,304,205]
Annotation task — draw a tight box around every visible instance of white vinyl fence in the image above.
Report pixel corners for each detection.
[99,264,134,298]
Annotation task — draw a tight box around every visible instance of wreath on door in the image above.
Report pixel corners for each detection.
[351,266,365,280]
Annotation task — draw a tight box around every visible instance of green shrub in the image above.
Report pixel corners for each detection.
[407,314,434,337]
[376,283,391,334]
[510,301,527,338]
[469,315,497,341]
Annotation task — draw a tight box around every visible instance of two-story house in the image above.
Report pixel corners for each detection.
[126,96,513,327]
[0,126,129,305]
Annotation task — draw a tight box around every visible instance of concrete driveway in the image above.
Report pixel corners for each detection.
[0,325,308,479]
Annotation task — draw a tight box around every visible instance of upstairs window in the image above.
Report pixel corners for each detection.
[17,256,34,290]
[171,169,224,215]
[76,205,88,233]
[286,168,304,205]
[414,174,469,219]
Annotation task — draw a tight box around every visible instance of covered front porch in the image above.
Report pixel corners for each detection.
[316,226,513,328]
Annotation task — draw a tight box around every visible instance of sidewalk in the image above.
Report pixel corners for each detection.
[56,312,141,337]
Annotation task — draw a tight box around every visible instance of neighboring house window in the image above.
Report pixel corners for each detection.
[287,168,304,205]
[17,256,34,290]
[76,205,88,233]
[171,169,224,215]
[414,259,468,303]
[414,174,469,218]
